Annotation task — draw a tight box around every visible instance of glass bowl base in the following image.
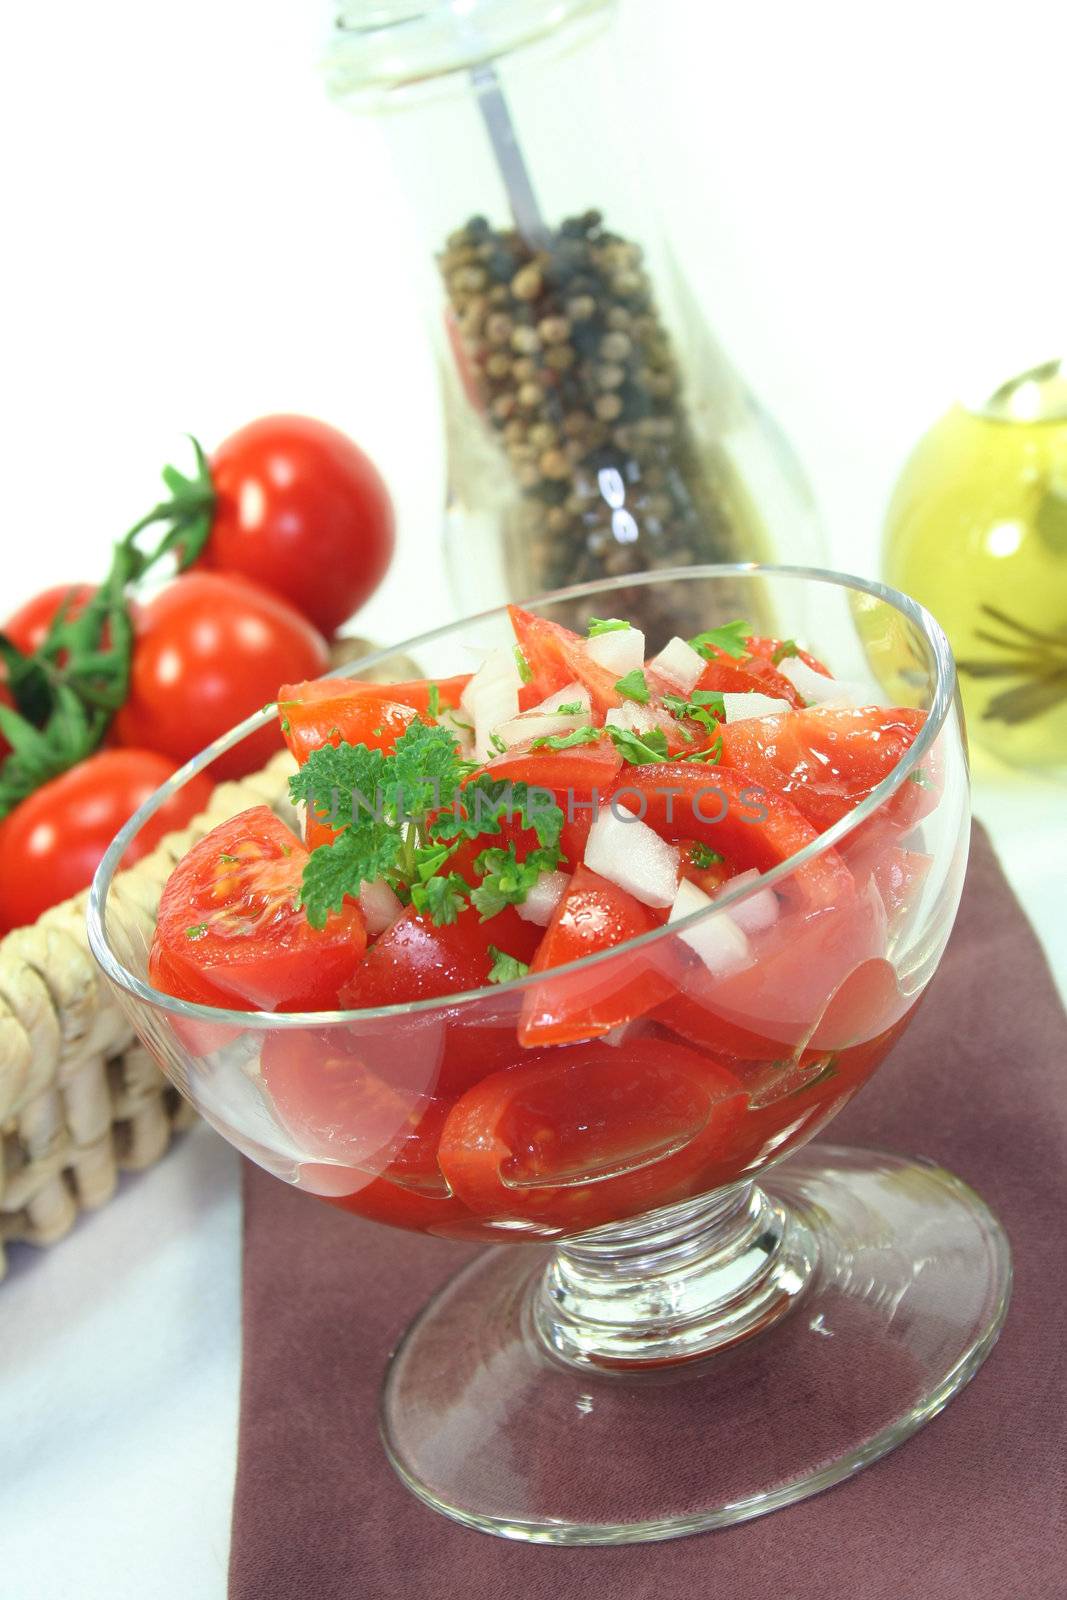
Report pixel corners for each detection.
[380,1145,1011,1544]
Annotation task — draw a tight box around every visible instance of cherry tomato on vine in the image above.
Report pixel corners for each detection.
[201,415,395,638]
[3,584,97,655]
[113,573,328,780]
[0,750,213,934]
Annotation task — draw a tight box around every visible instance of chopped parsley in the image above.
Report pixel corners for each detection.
[771,639,800,666]
[587,617,630,637]
[489,731,508,755]
[607,724,670,765]
[688,843,724,869]
[689,619,751,661]
[615,668,650,704]
[662,688,725,735]
[908,768,933,789]
[427,683,441,718]
[553,701,584,716]
[487,946,531,985]
[185,923,208,940]
[530,725,600,751]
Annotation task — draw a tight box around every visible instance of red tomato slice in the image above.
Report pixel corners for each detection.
[507,606,581,701]
[662,882,888,1058]
[339,902,540,1008]
[151,806,366,1011]
[277,677,421,767]
[717,706,928,835]
[694,652,803,706]
[745,637,831,678]
[260,1028,452,1193]
[479,734,623,795]
[437,1037,749,1232]
[508,605,623,715]
[614,764,853,912]
[519,866,673,1046]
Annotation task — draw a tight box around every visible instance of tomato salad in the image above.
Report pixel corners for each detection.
[150,607,934,1240]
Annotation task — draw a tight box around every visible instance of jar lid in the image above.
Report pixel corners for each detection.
[326,0,615,107]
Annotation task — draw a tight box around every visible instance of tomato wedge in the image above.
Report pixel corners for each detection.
[519,866,673,1046]
[717,706,928,835]
[508,605,623,715]
[151,807,366,1011]
[613,764,853,911]
[261,1028,452,1193]
[277,677,421,767]
[339,902,540,1008]
[659,879,888,1058]
[437,1037,748,1232]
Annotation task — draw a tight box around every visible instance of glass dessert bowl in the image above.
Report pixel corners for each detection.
[87,565,1010,1544]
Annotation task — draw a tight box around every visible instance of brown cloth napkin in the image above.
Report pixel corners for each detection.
[230,825,1067,1600]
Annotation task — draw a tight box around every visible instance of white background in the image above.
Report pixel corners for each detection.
[1,2,1065,1595]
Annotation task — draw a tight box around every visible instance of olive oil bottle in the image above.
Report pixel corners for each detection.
[883,359,1067,772]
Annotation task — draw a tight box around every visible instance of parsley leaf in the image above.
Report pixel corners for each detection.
[662,688,725,735]
[427,683,441,718]
[487,946,530,984]
[615,669,650,703]
[470,843,553,919]
[388,721,467,821]
[409,872,469,925]
[530,725,599,751]
[185,923,208,940]
[771,639,800,666]
[289,741,389,828]
[297,823,402,928]
[513,646,533,684]
[689,619,751,661]
[587,617,630,637]
[689,843,724,869]
[607,724,670,765]
[554,700,584,715]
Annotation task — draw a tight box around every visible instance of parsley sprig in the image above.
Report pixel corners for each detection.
[291,727,566,929]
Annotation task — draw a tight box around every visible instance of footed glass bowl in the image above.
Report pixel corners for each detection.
[87,566,1010,1544]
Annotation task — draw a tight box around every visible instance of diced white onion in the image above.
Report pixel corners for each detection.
[722,691,794,723]
[649,636,705,693]
[669,878,752,976]
[516,870,570,926]
[471,678,521,760]
[359,879,404,936]
[778,657,868,707]
[584,804,680,908]
[532,682,591,714]
[605,700,658,734]
[585,625,645,675]
[492,711,590,749]
[460,646,522,719]
[718,868,779,934]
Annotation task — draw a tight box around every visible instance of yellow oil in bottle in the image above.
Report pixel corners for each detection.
[883,360,1067,772]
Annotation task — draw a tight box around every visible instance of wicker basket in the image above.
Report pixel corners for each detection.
[0,750,298,1280]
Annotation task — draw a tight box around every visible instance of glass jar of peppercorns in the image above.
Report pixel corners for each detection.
[326,0,823,637]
